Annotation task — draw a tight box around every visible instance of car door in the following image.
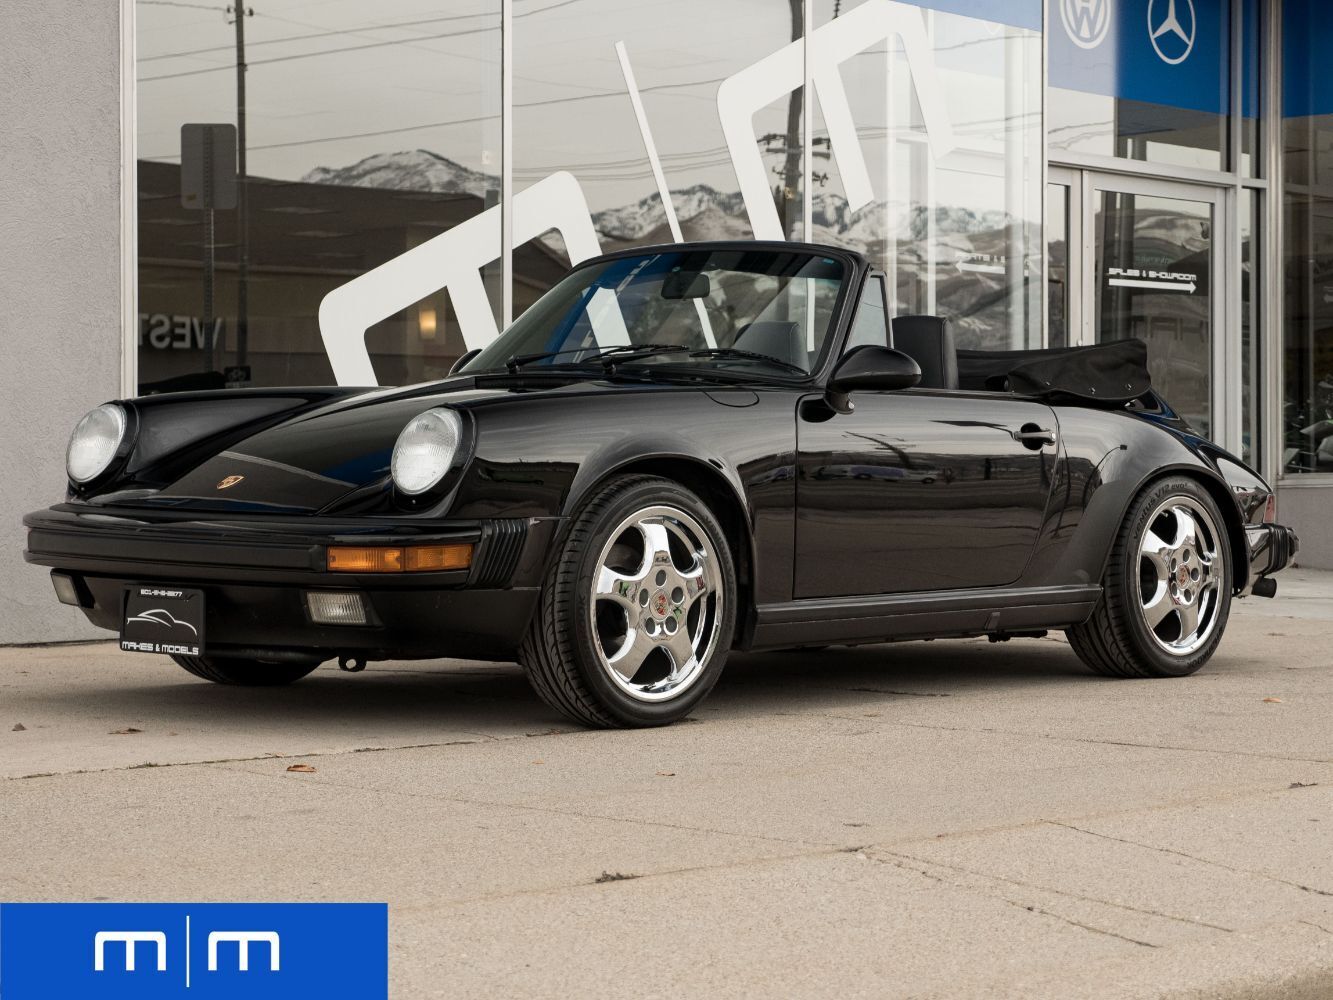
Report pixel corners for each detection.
[795,278,1058,598]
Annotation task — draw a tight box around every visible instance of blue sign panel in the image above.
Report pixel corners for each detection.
[1284,0,1333,118]
[0,903,388,1000]
[1048,0,1230,115]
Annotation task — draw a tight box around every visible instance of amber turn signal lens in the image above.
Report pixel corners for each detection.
[327,544,472,573]
[403,544,472,571]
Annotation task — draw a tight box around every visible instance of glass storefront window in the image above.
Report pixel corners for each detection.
[1241,188,1260,466]
[1048,0,1232,172]
[1281,0,1333,474]
[1047,182,1070,348]
[137,1,1043,389]
[1239,0,1261,177]
[808,0,1043,350]
[1094,188,1215,439]
[136,1,500,392]
[512,0,808,311]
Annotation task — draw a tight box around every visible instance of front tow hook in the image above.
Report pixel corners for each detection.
[1252,577,1277,598]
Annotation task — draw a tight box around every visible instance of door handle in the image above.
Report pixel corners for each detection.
[1014,426,1057,449]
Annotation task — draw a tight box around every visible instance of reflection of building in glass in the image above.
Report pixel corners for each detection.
[135,0,1045,390]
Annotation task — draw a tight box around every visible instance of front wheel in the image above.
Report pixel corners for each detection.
[1068,478,1232,678]
[170,654,321,686]
[519,475,737,728]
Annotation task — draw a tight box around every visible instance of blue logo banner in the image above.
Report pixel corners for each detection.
[0,903,388,999]
[1048,0,1232,116]
[1284,0,1333,118]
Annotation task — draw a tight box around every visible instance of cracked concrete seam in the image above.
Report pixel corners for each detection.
[853,847,1160,949]
[867,845,1235,934]
[4,727,580,782]
[1052,821,1333,899]
[808,710,1333,766]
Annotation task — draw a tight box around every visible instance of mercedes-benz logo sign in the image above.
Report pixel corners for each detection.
[1060,0,1111,50]
[1147,0,1196,65]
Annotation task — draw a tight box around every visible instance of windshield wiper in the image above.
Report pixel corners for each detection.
[505,343,687,374]
[688,347,807,374]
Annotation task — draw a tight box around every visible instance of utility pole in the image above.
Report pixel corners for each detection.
[778,0,804,240]
[227,4,254,373]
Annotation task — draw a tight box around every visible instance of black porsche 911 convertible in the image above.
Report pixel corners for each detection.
[26,241,1298,727]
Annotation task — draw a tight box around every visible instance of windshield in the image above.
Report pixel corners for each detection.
[463,248,846,378]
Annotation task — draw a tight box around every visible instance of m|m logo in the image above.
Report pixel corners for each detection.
[208,929,280,972]
[0,902,386,999]
[94,930,167,972]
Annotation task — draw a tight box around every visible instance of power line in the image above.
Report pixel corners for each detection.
[240,75,728,153]
[138,0,583,78]
[140,7,502,62]
[140,0,226,9]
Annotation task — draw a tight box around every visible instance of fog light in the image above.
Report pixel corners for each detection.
[306,591,368,625]
[51,572,82,607]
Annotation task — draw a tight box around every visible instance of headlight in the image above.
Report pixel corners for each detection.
[66,403,127,484]
[391,408,462,495]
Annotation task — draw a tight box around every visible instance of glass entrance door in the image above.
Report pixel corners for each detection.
[1049,169,1226,443]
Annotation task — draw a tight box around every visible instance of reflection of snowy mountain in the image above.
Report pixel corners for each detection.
[592,185,748,240]
[303,149,496,199]
[302,150,1011,253]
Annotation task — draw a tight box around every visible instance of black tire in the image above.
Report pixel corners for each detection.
[1067,477,1232,678]
[519,475,737,728]
[170,654,321,686]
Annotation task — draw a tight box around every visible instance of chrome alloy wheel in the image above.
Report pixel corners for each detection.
[590,504,723,703]
[1137,496,1224,656]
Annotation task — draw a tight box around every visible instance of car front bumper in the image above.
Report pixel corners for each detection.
[1243,521,1299,596]
[23,504,563,661]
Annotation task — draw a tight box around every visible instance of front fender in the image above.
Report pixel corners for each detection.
[561,433,751,528]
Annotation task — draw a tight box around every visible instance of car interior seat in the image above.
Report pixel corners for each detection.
[891,315,958,390]
[732,320,806,370]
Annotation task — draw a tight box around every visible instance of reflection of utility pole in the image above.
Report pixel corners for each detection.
[779,0,803,240]
[227,4,254,371]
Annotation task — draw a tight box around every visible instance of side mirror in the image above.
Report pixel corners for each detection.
[449,348,482,375]
[826,346,921,413]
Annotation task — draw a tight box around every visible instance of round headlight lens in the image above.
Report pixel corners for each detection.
[66,403,127,484]
[392,408,462,495]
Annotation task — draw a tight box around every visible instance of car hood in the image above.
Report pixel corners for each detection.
[117,375,702,514]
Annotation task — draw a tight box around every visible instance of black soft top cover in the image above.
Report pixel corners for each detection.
[955,338,1151,405]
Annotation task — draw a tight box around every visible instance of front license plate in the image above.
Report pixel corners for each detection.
[120,586,205,656]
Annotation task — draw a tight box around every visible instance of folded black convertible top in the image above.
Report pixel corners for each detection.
[955,338,1151,405]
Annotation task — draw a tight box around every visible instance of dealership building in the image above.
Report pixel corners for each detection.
[3,0,1331,642]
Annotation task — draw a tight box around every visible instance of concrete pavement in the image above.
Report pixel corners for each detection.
[3,572,1333,998]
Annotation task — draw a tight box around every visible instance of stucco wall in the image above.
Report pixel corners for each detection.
[1278,485,1333,571]
[0,0,123,642]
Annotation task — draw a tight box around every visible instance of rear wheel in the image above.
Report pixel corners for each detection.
[1068,478,1232,678]
[170,654,321,686]
[519,475,736,728]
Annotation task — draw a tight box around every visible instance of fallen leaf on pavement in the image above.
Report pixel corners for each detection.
[286,764,316,773]
[595,871,639,883]
[1263,697,1283,704]
[110,727,143,735]
[1290,781,1318,789]
[11,723,26,732]
[656,771,675,777]
[531,760,545,765]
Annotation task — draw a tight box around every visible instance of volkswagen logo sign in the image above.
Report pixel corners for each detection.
[1060,0,1111,50]
[1148,0,1195,65]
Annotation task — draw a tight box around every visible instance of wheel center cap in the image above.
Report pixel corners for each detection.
[1177,566,1189,588]
[651,590,670,620]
